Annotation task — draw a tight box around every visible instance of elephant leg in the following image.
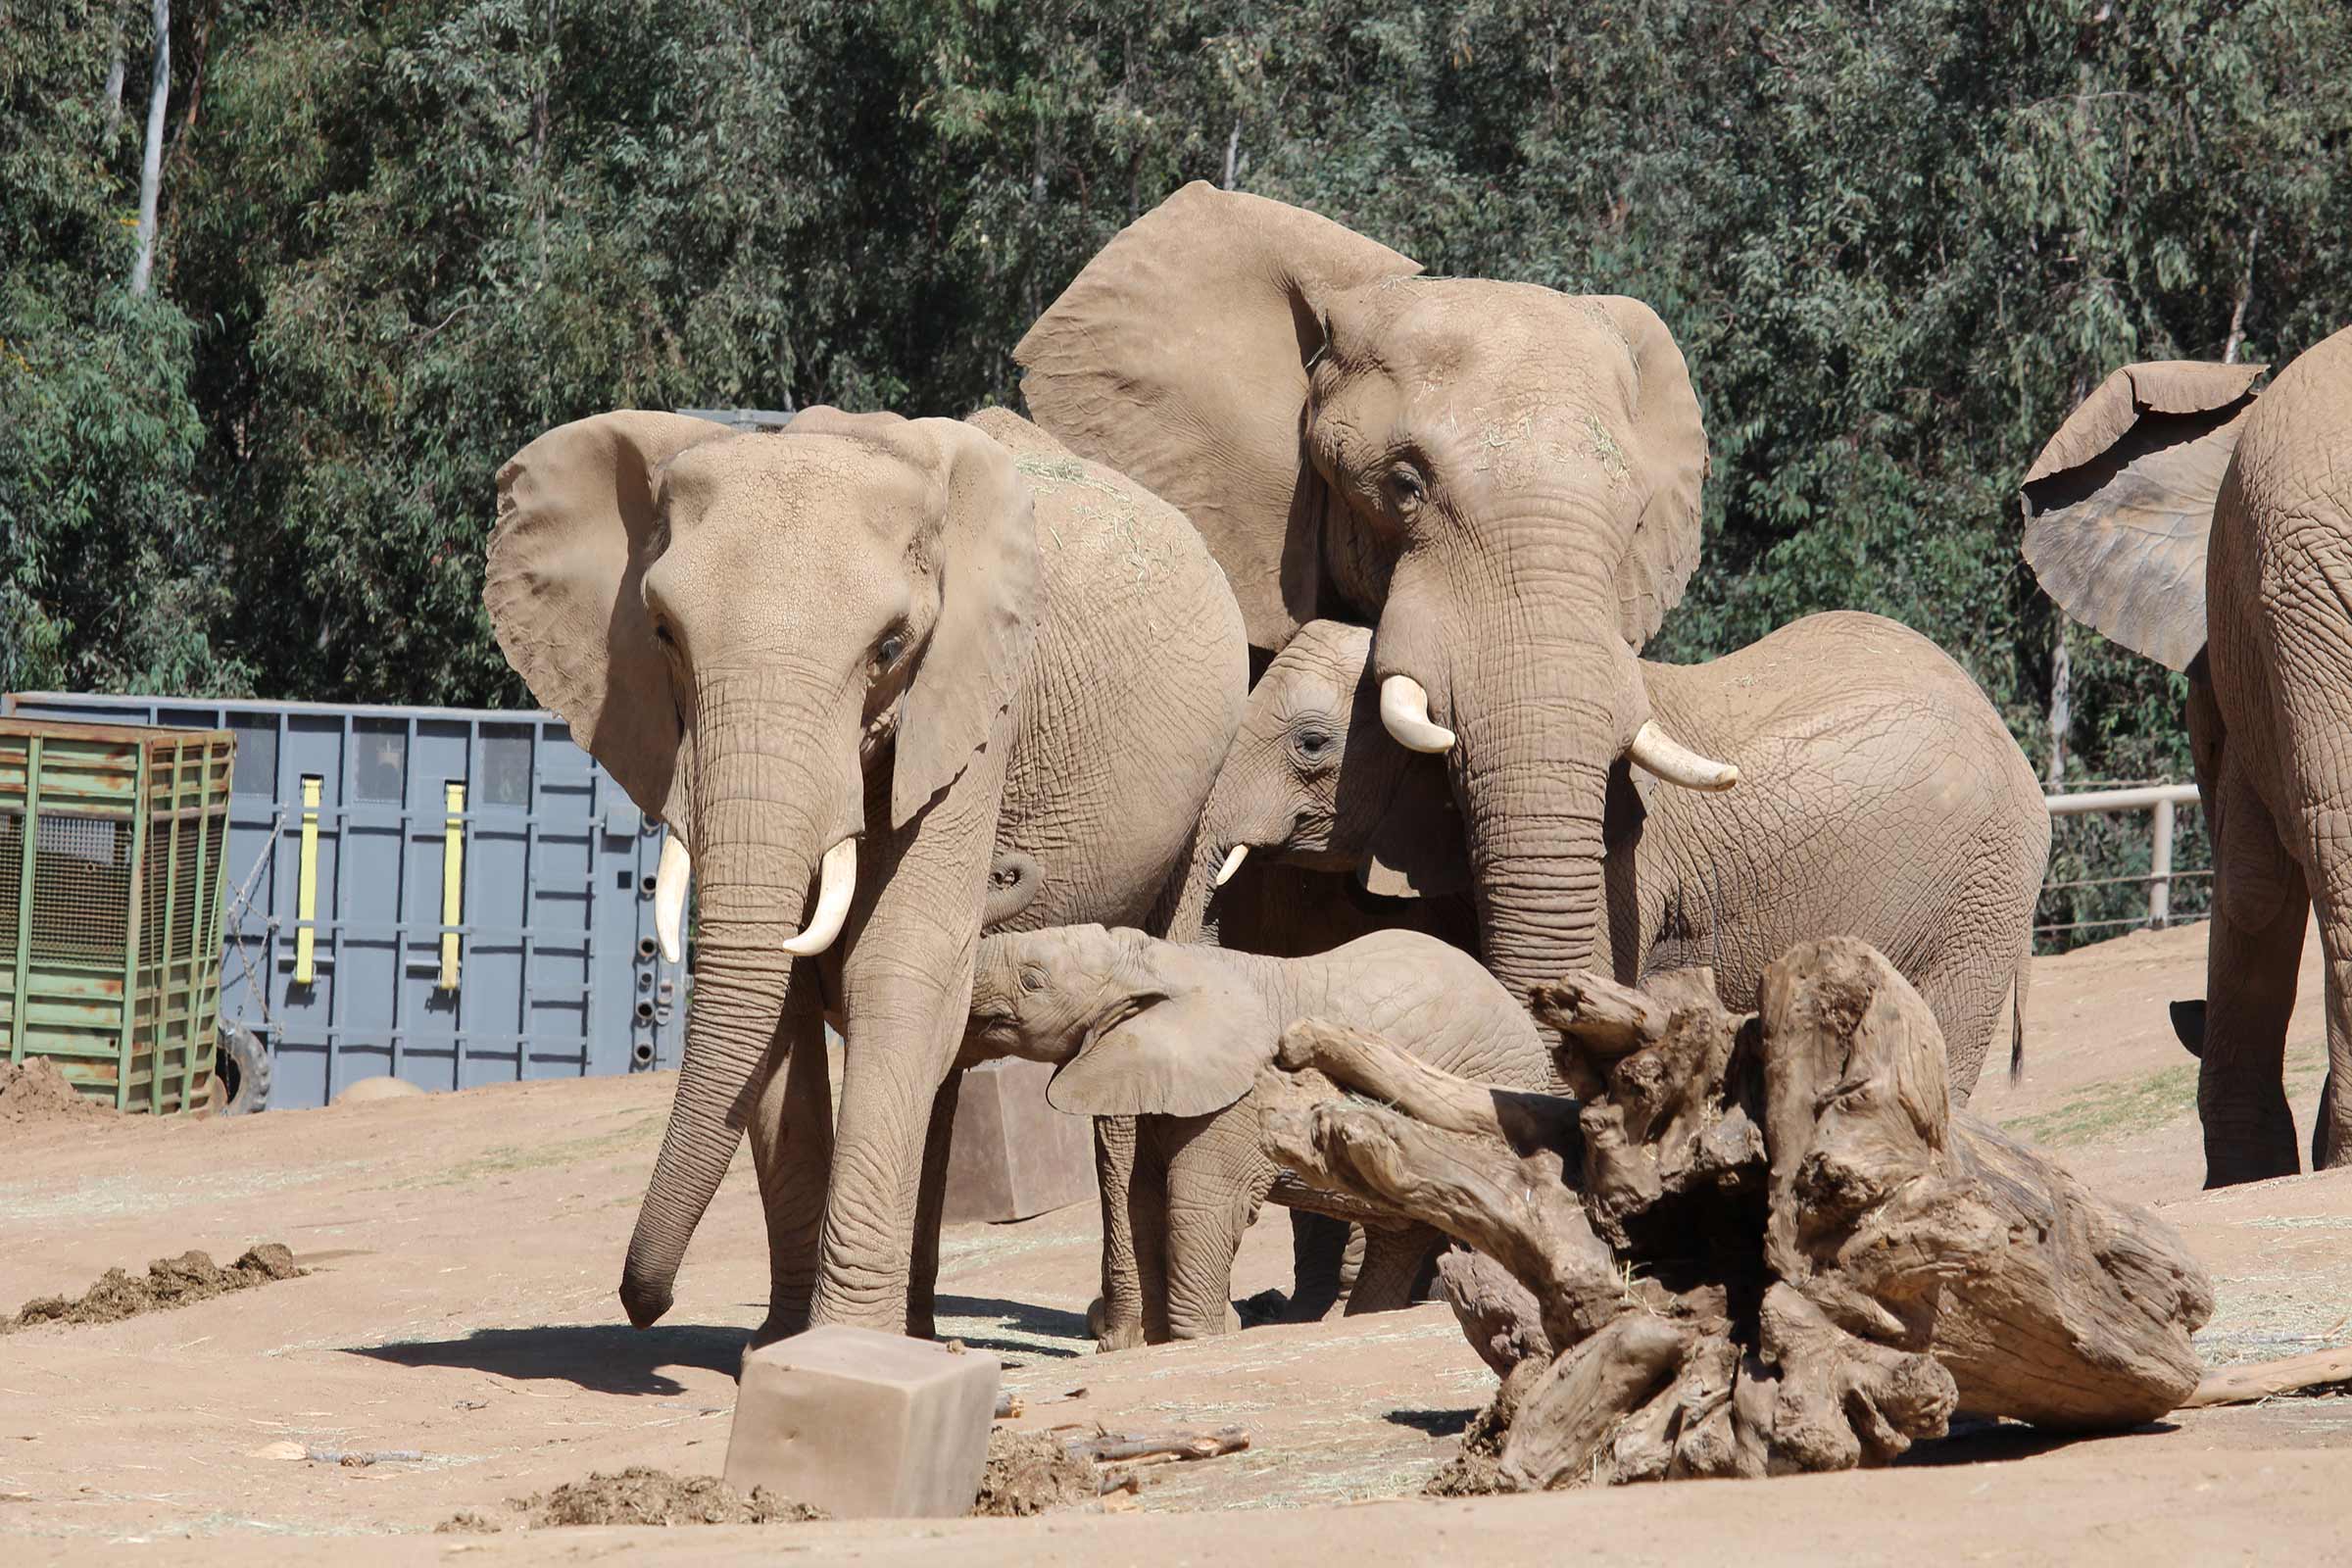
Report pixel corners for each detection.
[906,1067,964,1341]
[1344,1221,1442,1316]
[2283,770,2352,1170]
[1088,1115,1155,1350]
[749,973,831,1348]
[1283,1211,1352,1322]
[2200,834,2308,1188]
[810,750,1004,1334]
[1160,1112,1268,1340]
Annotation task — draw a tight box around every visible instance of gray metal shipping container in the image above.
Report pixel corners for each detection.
[0,693,687,1109]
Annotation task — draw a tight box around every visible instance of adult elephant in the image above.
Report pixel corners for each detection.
[1017,182,1739,1006]
[2021,327,2352,1186]
[486,405,1247,1338]
[1190,614,2047,1099]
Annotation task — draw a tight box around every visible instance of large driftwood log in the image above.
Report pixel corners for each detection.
[1259,938,2216,1490]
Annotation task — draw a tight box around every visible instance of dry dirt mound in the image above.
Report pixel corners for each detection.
[0,1058,111,1125]
[974,1429,1100,1516]
[512,1468,824,1528]
[2,1244,302,1334]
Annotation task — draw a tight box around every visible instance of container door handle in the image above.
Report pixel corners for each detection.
[439,783,465,989]
[295,775,320,985]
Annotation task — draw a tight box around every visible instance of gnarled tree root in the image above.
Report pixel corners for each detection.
[1259,938,2215,1490]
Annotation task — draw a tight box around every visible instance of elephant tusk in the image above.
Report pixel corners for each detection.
[781,838,858,957]
[653,835,691,964]
[1379,675,1456,754]
[1627,720,1740,792]
[1213,844,1249,888]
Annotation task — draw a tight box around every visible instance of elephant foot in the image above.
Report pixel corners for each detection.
[747,1306,810,1353]
[2203,1151,2300,1189]
[1086,1296,1148,1352]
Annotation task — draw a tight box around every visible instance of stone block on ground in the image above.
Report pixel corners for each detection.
[944,1057,1094,1222]
[724,1325,1001,1518]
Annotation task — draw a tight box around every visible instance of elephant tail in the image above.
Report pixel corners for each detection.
[2008,935,2034,1085]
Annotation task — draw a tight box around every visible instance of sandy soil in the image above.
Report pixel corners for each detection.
[4,918,2348,1565]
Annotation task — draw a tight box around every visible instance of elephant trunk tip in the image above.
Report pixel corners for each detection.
[618,1271,674,1330]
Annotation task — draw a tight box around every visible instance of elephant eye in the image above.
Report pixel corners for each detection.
[1018,964,1047,994]
[1294,727,1336,764]
[873,632,906,671]
[1386,463,1427,511]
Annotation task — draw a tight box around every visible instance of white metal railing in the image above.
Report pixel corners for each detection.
[2040,782,2203,937]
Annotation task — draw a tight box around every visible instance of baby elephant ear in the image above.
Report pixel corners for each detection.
[2020,360,2265,671]
[1048,991,1276,1119]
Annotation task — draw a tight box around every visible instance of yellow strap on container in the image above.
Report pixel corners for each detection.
[295,775,320,984]
[439,783,465,989]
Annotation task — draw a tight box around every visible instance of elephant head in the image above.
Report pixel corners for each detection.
[487,408,1039,1326]
[1192,619,1469,906]
[2020,358,2268,671]
[964,924,1280,1119]
[1019,182,1733,998]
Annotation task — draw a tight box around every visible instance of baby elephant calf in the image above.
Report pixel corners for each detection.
[963,923,1559,1344]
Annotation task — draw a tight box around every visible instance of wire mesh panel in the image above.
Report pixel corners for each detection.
[0,719,234,1112]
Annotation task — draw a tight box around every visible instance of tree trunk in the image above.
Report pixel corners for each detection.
[1257,938,2216,1490]
[129,0,170,296]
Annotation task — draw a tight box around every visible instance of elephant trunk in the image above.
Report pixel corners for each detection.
[618,930,795,1328]
[1377,536,1637,1004]
[1162,819,1228,947]
[617,692,857,1328]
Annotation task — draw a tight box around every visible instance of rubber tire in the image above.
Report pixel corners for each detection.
[216,1023,271,1116]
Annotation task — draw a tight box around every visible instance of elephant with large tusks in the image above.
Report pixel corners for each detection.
[2022,326,2352,1185]
[961,923,1562,1341]
[1186,612,2050,1101]
[1022,184,1759,1349]
[486,405,1247,1341]
[1018,182,1738,1008]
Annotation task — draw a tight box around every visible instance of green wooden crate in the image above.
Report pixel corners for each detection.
[0,717,236,1113]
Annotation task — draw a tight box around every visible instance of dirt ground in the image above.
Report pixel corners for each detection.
[5,918,2349,1565]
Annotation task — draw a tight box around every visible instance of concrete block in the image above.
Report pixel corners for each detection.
[724,1325,1000,1519]
[943,1057,1094,1222]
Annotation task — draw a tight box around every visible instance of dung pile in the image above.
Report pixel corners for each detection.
[2,1244,304,1334]
[514,1468,824,1527]
[973,1429,1099,1516]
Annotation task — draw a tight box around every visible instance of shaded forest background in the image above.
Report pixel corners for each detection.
[6,0,2350,943]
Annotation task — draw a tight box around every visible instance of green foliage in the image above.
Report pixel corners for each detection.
[1,0,245,695]
[7,0,2350,947]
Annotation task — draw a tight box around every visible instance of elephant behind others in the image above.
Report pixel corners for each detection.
[2023,327,2352,1183]
[962,924,1563,1342]
[1191,613,2051,1101]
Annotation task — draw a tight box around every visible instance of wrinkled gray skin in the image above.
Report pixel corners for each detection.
[2023,328,2352,1184]
[485,407,1245,1341]
[962,924,1560,1340]
[1193,613,2051,1095]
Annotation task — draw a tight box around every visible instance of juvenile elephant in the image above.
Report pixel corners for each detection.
[2022,328,2352,1183]
[962,924,1560,1339]
[1191,613,2050,1098]
[487,406,1247,1340]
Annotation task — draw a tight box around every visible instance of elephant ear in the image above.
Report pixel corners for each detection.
[1016,181,1419,651]
[1047,989,1277,1118]
[1594,297,1710,652]
[1359,755,1472,899]
[486,412,733,828]
[2020,360,2267,671]
[788,410,1042,830]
